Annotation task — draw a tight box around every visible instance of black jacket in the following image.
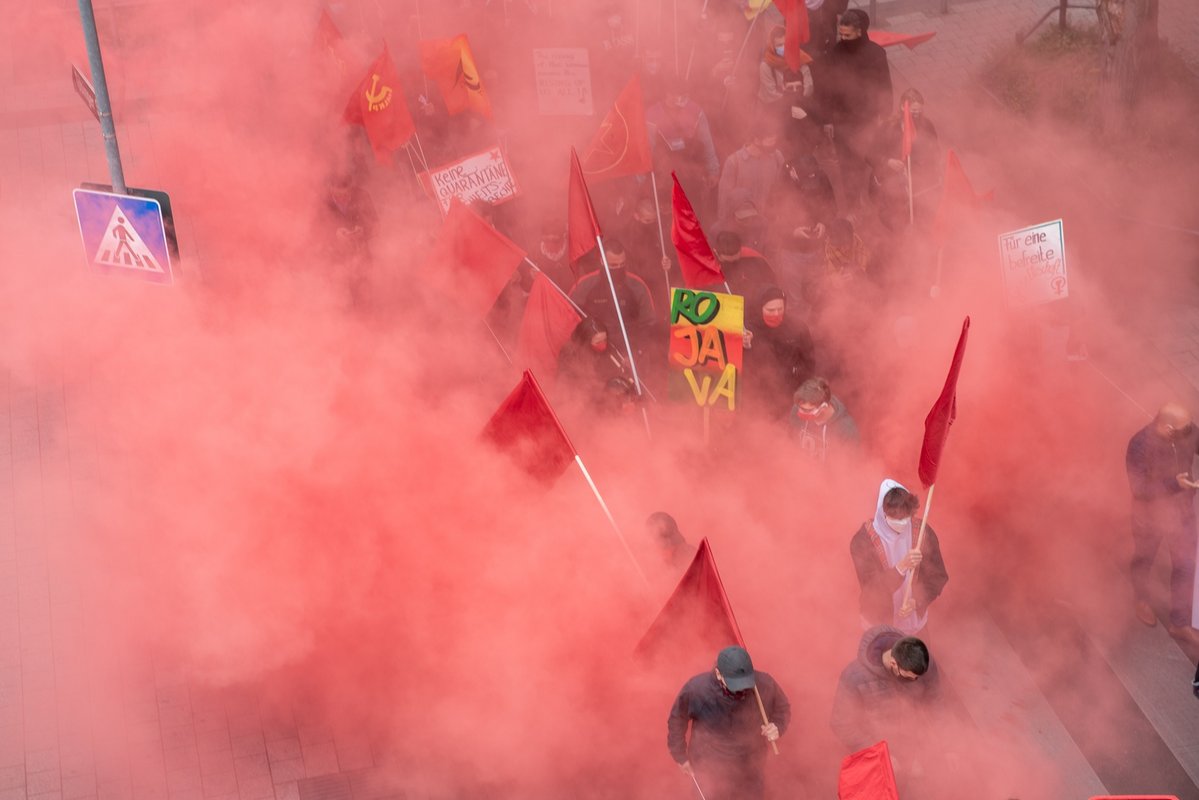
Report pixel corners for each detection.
[813,38,892,129]
[1126,424,1199,502]
[668,671,791,764]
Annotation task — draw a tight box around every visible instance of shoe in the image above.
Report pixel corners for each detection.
[1135,600,1158,627]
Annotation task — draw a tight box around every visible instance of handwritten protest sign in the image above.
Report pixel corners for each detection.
[420,146,520,215]
[997,219,1068,307]
[533,48,593,116]
[668,288,744,412]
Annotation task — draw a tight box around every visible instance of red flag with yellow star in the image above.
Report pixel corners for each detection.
[344,46,416,165]
[419,35,493,119]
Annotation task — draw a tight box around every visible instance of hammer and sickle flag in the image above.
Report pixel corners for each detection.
[344,45,416,165]
[420,35,493,119]
[580,74,652,182]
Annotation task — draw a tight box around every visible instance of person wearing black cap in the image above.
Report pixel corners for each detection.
[667,645,791,800]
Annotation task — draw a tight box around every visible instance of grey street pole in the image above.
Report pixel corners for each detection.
[77,0,127,194]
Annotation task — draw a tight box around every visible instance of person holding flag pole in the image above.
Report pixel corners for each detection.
[900,317,970,616]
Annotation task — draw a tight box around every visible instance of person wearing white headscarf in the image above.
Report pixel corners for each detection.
[849,479,948,633]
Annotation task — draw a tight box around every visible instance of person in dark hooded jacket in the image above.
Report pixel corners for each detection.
[743,287,816,419]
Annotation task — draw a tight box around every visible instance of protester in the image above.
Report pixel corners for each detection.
[830,627,941,770]
[714,231,777,302]
[743,287,817,419]
[851,480,948,633]
[645,511,698,573]
[758,25,816,160]
[788,377,859,461]
[1125,402,1199,644]
[868,89,943,230]
[668,646,790,800]
[717,128,786,227]
[822,217,873,291]
[812,8,893,212]
[531,220,575,291]
[569,237,657,337]
[646,76,721,210]
[805,0,852,58]
[323,172,377,263]
[556,318,625,397]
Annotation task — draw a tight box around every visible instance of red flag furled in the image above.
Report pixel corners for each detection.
[516,274,583,377]
[580,75,653,181]
[344,46,416,164]
[869,30,937,49]
[671,174,727,289]
[918,317,970,488]
[930,150,992,247]
[901,100,915,160]
[772,0,812,71]
[568,148,603,263]
[838,741,899,800]
[482,370,577,483]
[635,538,745,663]
[419,35,493,119]
[425,198,526,315]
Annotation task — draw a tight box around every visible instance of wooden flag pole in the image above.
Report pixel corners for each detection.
[688,770,709,800]
[574,455,650,586]
[901,483,936,609]
[649,172,670,267]
[483,319,513,365]
[752,686,780,755]
[906,155,915,225]
[931,246,944,298]
[722,13,761,110]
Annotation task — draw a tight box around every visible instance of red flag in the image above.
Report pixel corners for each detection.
[772,0,812,72]
[901,100,915,160]
[869,30,937,49]
[580,75,653,181]
[918,317,970,488]
[344,46,416,164]
[482,370,577,483]
[313,8,346,69]
[930,150,992,247]
[838,742,899,800]
[568,148,602,263]
[516,274,583,377]
[419,35,492,119]
[425,199,526,315]
[671,174,727,289]
[635,539,745,663]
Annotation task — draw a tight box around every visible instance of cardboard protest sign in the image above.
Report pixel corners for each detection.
[997,219,1068,307]
[420,146,520,215]
[668,288,744,411]
[533,48,593,116]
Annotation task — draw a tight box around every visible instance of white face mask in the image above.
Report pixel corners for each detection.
[885,516,911,532]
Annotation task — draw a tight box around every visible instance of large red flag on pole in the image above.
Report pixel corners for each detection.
[838,741,899,800]
[580,75,653,181]
[419,35,493,119]
[635,538,745,663]
[344,46,416,164]
[930,150,991,247]
[671,174,727,289]
[516,274,583,377]
[771,0,812,72]
[568,147,603,263]
[918,317,970,488]
[482,370,577,483]
[424,199,526,315]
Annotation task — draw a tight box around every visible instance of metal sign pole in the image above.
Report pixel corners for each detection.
[77,0,127,194]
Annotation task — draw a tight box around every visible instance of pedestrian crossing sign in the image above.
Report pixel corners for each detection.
[73,187,173,285]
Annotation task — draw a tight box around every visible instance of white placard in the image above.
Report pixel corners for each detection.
[421,146,520,215]
[533,48,594,116]
[997,219,1068,307]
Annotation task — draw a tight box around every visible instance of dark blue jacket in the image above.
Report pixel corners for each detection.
[1126,424,1199,502]
[667,670,791,765]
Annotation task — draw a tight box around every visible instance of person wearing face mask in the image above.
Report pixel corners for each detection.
[620,197,675,306]
[1125,402,1199,645]
[667,646,790,800]
[569,237,656,336]
[529,221,576,292]
[758,25,816,161]
[811,8,892,212]
[646,77,722,214]
[867,89,943,231]
[556,317,627,395]
[714,231,777,302]
[850,480,949,634]
[805,0,850,58]
[787,376,858,462]
[742,286,816,419]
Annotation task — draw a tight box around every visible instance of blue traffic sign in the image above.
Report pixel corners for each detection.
[73,187,173,285]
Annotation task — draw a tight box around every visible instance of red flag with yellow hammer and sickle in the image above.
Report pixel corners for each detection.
[419,35,493,119]
[344,45,416,165]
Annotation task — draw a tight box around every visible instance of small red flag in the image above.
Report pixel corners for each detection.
[516,274,583,378]
[838,741,899,800]
[482,370,577,483]
[869,30,937,49]
[419,35,493,119]
[772,0,812,72]
[901,100,915,160]
[930,150,992,247]
[344,46,416,164]
[635,539,745,663]
[918,317,970,488]
[580,75,653,181]
[425,199,526,315]
[313,8,346,68]
[568,148,602,263]
[670,174,727,289]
